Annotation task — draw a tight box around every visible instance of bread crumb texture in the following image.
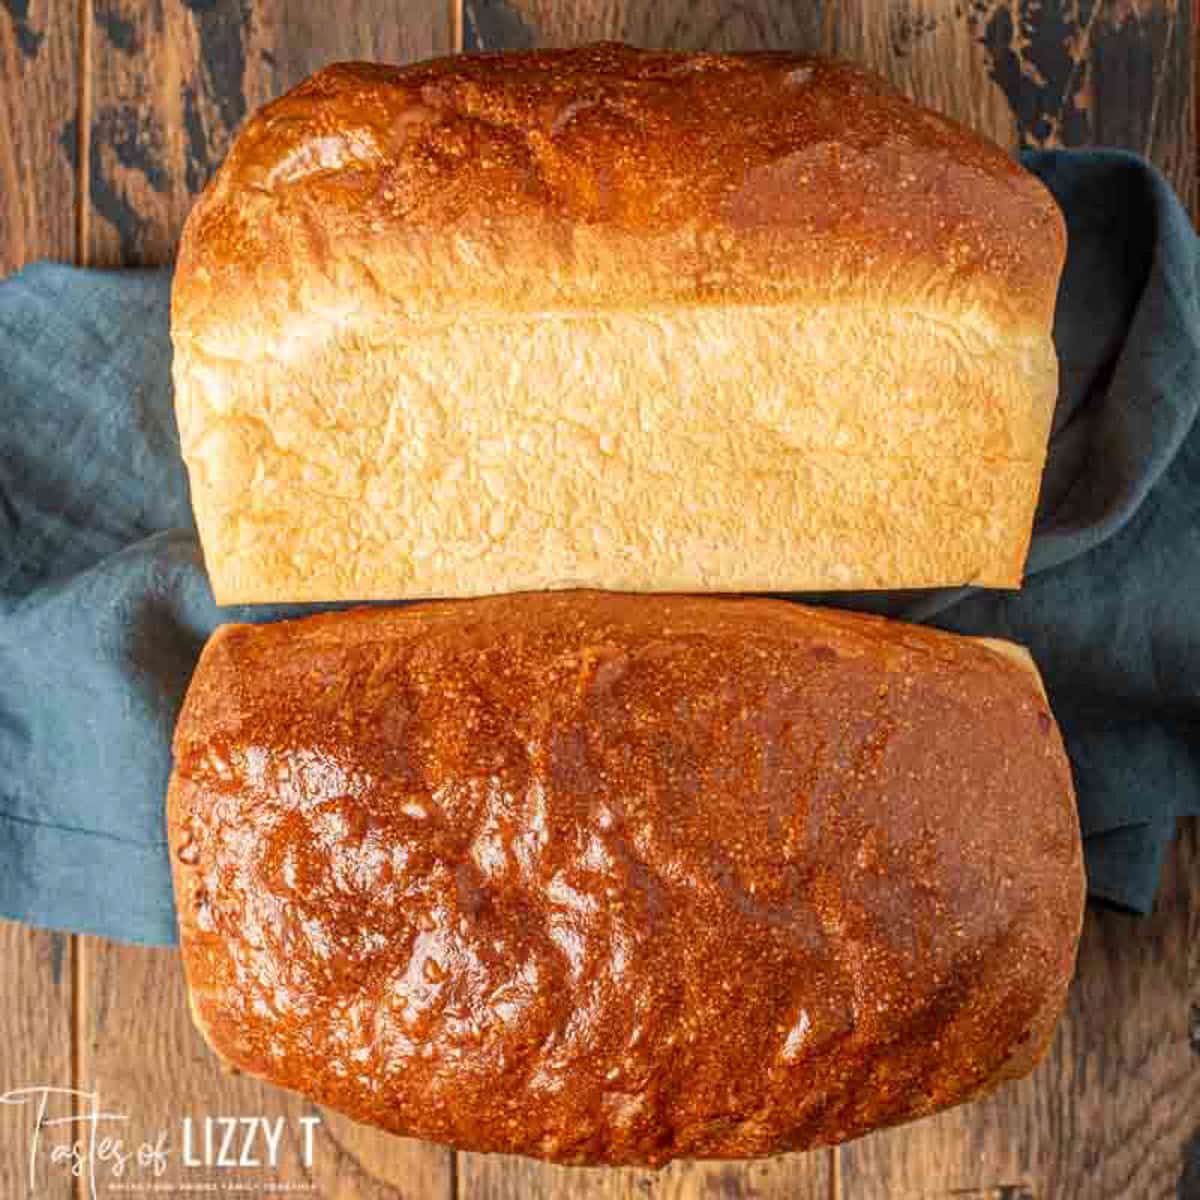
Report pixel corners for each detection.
[171,45,1066,603]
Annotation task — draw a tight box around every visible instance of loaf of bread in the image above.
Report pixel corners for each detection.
[169,592,1084,1165]
[171,44,1066,605]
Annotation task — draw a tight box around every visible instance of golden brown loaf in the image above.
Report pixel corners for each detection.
[171,44,1066,605]
[169,592,1085,1165]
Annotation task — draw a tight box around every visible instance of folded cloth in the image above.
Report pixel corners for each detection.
[0,150,1196,946]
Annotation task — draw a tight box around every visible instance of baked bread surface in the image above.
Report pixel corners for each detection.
[171,44,1066,603]
[169,592,1084,1165]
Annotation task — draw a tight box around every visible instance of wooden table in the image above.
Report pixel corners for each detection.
[1,3,1197,1198]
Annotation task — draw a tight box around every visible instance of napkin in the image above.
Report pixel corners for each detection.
[0,150,1196,945]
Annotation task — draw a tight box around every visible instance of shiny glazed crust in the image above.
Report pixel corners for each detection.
[170,44,1066,603]
[168,592,1085,1165]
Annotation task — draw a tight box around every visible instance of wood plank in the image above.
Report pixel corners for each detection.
[0,924,74,1200]
[0,5,79,1197]
[978,0,1195,213]
[1088,0,1190,174]
[458,1151,832,1199]
[866,0,1193,208]
[81,0,450,264]
[0,0,79,274]
[74,7,455,1198]
[455,11,833,1197]
[839,820,1200,1200]
[463,0,821,52]
[457,16,837,1196]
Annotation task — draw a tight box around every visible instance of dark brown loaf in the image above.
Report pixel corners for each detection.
[168,592,1084,1166]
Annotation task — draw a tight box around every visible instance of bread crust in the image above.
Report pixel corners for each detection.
[168,592,1084,1165]
[174,46,1063,335]
[169,45,1066,603]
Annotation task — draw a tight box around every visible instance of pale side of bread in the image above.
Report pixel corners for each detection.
[168,593,1085,1166]
[171,45,1067,604]
[975,636,1048,698]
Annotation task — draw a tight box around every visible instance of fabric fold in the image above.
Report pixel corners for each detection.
[0,150,1196,944]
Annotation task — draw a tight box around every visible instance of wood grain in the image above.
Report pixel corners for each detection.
[81,0,451,265]
[1094,0,1196,219]
[839,821,1200,1200]
[973,0,1196,213]
[74,940,453,1198]
[0,924,74,1200]
[463,0,821,51]
[0,0,78,274]
[458,1151,831,1199]
[0,4,79,1196]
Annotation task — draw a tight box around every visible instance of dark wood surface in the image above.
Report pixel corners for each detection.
[0,6,78,1196]
[0,2,1197,1198]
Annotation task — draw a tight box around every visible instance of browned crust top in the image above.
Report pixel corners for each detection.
[169,593,1084,1165]
[173,44,1065,337]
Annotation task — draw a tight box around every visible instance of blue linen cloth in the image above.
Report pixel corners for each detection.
[0,150,1196,945]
